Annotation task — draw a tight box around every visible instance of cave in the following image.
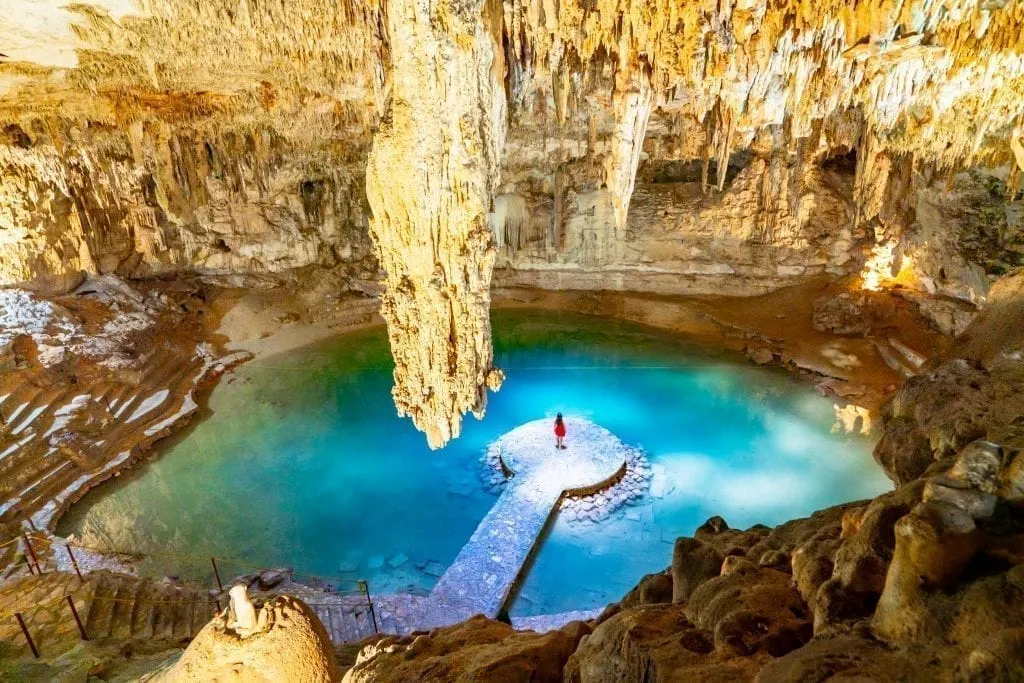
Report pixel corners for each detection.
[1,1,1023,681]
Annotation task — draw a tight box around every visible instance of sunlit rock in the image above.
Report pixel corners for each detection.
[364,0,508,448]
[158,588,339,682]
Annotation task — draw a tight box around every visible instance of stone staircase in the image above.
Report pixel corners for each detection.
[307,598,380,644]
[0,570,217,659]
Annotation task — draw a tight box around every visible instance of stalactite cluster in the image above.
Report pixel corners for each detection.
[1,0,1022,445]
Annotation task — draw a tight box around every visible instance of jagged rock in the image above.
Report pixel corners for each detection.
[873,416,940,485]
[696,516,730,538]
[564,605,754,683]
[344,614,590,682]
[999,451,1024,504]
[948,440,1003,493]
[874,357,1024,485]
[756,634,926,682]
[746,346,776,365]
[923,477,997,520]
[757,551,790,573]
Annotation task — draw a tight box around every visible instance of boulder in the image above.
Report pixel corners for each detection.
[672,538,725,603]
[619,571,673,608]
[923,477,997,520]
[256,568,294,591]
[948,440,1002,493]
[564,605,755,683]
[873,501,981,643]
[686,567,812,656]
[345,615,589,682]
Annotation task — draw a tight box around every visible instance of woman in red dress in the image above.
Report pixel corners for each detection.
[554,413,567,450]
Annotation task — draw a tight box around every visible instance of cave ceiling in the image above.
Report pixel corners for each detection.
[1,0,1023,446]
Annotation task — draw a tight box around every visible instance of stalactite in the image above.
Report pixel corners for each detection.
[364,0,508,449]
[605,70,653,231]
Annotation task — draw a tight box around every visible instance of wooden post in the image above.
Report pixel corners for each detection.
[15,613,39,658]
[66,596,89,641]
[210,557,223,592]
[358,580,379,634]
[66,544,83,581]
[22,535,41,575]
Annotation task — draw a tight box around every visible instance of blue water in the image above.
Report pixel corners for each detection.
[57,310,891,615]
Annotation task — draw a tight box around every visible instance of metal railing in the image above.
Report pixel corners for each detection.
[1,532,381,658]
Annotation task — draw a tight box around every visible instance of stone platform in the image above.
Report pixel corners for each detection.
[312,418,641,641]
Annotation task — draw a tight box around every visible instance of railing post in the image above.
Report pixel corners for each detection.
[22,534,41,575]
[66,544,83,581]
[66,595,89,641]
[358,579,379,635]
[210,557,223,592]
[15,613,39,658]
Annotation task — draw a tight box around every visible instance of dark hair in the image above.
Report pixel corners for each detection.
[555,413,563,423]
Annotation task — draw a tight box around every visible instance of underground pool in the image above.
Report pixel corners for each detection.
[57,309,892,617]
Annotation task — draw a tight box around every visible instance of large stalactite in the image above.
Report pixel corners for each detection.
[364,0,508,448]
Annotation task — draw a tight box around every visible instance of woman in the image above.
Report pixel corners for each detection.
[554,413,567,450]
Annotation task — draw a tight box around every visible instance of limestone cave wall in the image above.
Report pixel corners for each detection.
[2,0,1024,444]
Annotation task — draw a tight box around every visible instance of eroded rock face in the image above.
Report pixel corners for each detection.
[364,0,508,448]
[874,272,1024,484]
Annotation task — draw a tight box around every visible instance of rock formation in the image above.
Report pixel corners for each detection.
[157,585,339,682]
[364,0,508,448]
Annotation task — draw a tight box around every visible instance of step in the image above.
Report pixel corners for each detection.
[178,597,195,640]
[109,579,139,640]
[84,574,119,640]
[8,386,64,437]
[129,580,155,639]
[0,384,43,426]
[130,580,157,640]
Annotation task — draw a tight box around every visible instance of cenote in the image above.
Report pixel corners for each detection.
[58,309,892,617]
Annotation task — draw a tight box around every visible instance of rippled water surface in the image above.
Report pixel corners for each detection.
[58,310,891,616]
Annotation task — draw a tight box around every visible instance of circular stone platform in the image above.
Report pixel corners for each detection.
[490,418,631,503]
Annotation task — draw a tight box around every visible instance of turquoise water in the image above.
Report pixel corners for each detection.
[58,310,891,615]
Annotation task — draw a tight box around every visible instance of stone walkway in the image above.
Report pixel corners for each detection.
[309,419,635,642]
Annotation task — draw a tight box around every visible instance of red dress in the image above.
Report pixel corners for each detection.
[554,421,566,437]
